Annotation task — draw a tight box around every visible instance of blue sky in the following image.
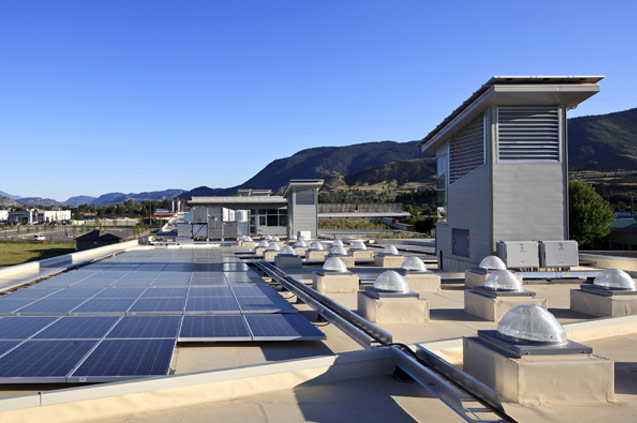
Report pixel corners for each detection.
[1,1,635,201]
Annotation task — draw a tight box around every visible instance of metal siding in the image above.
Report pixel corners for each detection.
[448,115,485,183]
[492,162,566,242]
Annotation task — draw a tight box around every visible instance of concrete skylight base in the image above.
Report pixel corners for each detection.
[357,290,429,323]
[570,288,637,317]
[464,290,547,321]
[312,271,359,293]
[374,255,404,268]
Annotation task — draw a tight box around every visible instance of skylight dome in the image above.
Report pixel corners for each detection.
[265,235,272,241]
[401,256,427,272]
[497,305,567,345]
[351,241,367,251]
[310,241,325,251]
[280,246,295,255]
[266,243,281,252]
[289,234,297,241]
[593,268,636,290]
[484,270,523,292]
[381,245,399,256]
[271,236,280,242]
[374,270,410,293]
[257,240,269,248]
[295,239,307,248]
[244,236,253,242]
[298,234,308,241]
[330,245,348,256]
[479,255,507,271]
[323,257,348,272]
[333,240,344,247]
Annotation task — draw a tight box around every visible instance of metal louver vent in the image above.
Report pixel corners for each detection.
[497,107,560,161]
[449,116,484,184]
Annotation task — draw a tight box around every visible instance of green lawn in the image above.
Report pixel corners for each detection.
[0,241,76,268]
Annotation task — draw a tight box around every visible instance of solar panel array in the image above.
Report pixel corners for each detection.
[0,248,324,383]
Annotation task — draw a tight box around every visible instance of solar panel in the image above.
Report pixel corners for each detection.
[69,339,175,382]
[93,288,147,299]
[231,285,282,298]
[47,288,105,299]
[0,340,97,382]
[0,299,39,315]
[71,299,136,314]
[34,316,120,339]
[179,315,251,342]
[141,288,188,298]
[184,297,241,314]
[107,316,181,338]
[245,314,325,341]
[188,287,234,298]
[150,279,190,287]
[128,298,185,315]
[237,296,297,314]
[0,316,58,339]
[2,288,59,300]
[16,298,88,315]
[0,341,20,357]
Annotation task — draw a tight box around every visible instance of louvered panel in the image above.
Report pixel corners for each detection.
[448,116,484,184]
[497,107,560,161]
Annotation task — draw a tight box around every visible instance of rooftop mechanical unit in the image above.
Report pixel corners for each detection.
[496,241,540,269]
[539,240,579,268]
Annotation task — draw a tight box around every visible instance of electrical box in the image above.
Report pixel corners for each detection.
[192,207,208,224]
[177,223,192,238]
[539,240,579,268]
[496,241,540,268]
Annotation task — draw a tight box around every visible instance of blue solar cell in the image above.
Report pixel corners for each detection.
[184,297,240,314]
[237,296,297,314]
[245,314,325,341]
[150,279,190,287]
[111,278,154,287]
[179,316,251,341]
[187,287,234,298]
[0,341,20,357]
[107,316,181,338]
[47,288,104,299]
[0,299,42,315]
[0,317,58,339]
[141,288,188,298]
[231,285,281,297]
[128,298,185,314]
[0,340,96,379]
[93,288,146,299]
[3,288,59,300]
[34,316,120,339]
[17,299,87,315]
[72,298,136,314]
[70,339,174,380]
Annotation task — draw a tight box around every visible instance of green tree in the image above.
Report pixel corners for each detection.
[569,181,614,246]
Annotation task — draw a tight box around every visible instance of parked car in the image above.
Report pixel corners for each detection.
[32,234,45,241]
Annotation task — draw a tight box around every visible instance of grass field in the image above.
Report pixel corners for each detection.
[0,241,76,268]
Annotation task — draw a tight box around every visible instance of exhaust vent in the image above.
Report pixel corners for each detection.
[497,106,560,161]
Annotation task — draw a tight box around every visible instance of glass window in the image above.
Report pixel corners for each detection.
[436,154,447,222]
[267,215,278,226]
[259,215,266,226]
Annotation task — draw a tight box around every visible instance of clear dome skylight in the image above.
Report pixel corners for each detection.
[497,305,567,345]
[593,268,636,290]
[280,246,295,255]
[271,236,280,242]
[479,255,507,271]
[484,270,523,292]
[245,236,253,242]
[401,256,427,272]
[266,243,281,252]
[381,245,399,256]
[310,241,325,251]
[330,245,348,256]
[374,270,410,293]
[257,240,269,248]
[332,240,344,247]
[351,241,367,250]
[323,257,348,272]
[295,239,307,248]
[265,235,272,241]
[298,234,308,241]
[289,234,297,241]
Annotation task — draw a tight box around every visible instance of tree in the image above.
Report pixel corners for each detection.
[569,181,614,246]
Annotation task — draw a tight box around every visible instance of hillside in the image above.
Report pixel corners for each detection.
[569,107,637,170]
[0,196,20,208]
[65,196,96,206]
[16,197,64,207]
[91,189,186,206]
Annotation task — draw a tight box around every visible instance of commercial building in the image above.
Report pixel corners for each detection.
[419,76,603,271]
[8,209,71,224]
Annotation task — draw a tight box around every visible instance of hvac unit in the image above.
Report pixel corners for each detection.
[539,240,579,268]
[496,241,540,268]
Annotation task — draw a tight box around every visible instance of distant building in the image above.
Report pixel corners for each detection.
[0,210,8,222]
[75,229,125,251]
[8,209,71,224]
[607,215,637,250]
[419,76,603,271]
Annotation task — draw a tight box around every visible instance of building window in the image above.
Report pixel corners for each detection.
[436,154,447,222]
[256,208,288,227]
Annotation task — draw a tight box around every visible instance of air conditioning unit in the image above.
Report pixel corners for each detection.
[539,240,579,268]
[496,241,540,268]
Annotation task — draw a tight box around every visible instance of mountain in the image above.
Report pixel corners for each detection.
[65,196,96,206]
[0,190,20,200]
[91,189,186,206]
[569,107,637,170]
[0,196,20,208]
[16,197,65,207]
